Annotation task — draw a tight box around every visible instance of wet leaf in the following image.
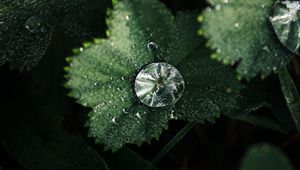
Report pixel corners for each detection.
[66,0,242,151]
[202,0,294,80]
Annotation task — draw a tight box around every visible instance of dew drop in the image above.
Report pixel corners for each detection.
[122,108,129,114]
[147,42,158,51]
[270,1,300,55]
[94,82,99,86]
[111,117,117,124]
[234,22,239,28]
[262,46,271,53]
[134,62,185,107]
[25,16,45,33]
[136,112,142,119]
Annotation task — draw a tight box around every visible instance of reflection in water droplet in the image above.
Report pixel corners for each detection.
[25,16,45,33]
[147,42,158,51]
[134,62,185,107]
[270,1,300,55]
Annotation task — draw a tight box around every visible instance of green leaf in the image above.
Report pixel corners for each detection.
[240,144,294,170]
[66,0,242,151]
[278,67,300,133]
[202,0,294,80]
[0,0,110,70]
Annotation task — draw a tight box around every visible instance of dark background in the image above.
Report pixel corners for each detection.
[0,0,299,170]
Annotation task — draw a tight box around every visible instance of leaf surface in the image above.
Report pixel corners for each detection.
[66,0,242,151]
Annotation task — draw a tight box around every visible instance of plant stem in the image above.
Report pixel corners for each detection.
[151,122,196,165]
[278,67,300,133]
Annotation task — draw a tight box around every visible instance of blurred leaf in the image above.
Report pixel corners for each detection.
[105,148,158,170]
[240,144,294,170]
[0,32,109,170]
[202,0,293,80]
[0,0,110,70]
[66,0,242,151]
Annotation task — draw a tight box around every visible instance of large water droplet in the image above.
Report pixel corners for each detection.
[270,1,300,55]
[25,16,45,33]
[134,62,185,107]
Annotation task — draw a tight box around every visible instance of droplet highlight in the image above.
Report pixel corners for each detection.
[134,62,185,107]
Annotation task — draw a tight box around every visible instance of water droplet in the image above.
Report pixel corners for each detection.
[94,82,99,86]
[147,42,158,51]
[270,1,300,55]
[223,0,229,3]
[262,46,271,53]
[111,117,118,124]
[285,97,291,104]
[125,15,130,20]
[121,76,126,81]
[215,4,221,10]
[134,62,185,107]
[122,108,129,114]
[234,22,239,28]
[25,16,45,33]
[136,112,142,119]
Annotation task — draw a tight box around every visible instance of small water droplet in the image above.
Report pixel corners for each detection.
[234,22,239,28]
[215,4,221,10]
[122,108,129,114]
[25,16,45,33]
[125,15,130,20]
[111,117,118,124]
[136,112,142,119]
[147,42,158,51]
[262,46,270,53]
[134,62,185,107]
[94,82,99,86]
[285,97,291,104]
[121,76,126,81]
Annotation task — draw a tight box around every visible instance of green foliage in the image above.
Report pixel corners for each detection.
[201,0,294,80]
[0,0,109,70]
[240,144,294,170]
[66,0,242,151]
